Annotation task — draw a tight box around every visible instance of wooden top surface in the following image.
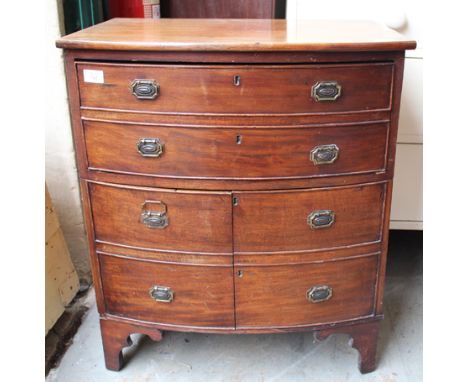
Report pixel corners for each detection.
[56,18,416,52]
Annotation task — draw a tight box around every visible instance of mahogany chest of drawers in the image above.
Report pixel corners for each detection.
[57,18,415,373]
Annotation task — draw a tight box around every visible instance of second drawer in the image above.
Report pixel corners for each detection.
[83,120,389,179]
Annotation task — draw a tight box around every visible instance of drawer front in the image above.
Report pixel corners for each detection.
[235,255,378,327]
[99,254,235,327]
[84,120,388,179]
[77,62,393,114]
[233,183,385,253]
[89,182,232,253]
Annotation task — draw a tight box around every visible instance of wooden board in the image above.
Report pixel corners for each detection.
[45,185,80,335]
[56,18,416,52]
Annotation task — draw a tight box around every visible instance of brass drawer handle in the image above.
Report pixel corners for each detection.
[307,285,333,303]
[137,138,164,157]
[140,200,169,229]
[307,210,335,229]
[131,79,160,100]
[149,285,173,303]
[310,144,339,165]
[312,81,342,101]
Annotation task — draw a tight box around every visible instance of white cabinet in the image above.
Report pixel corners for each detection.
[391,56,423,229]
[398,58,423,144]
[390,144,423,230]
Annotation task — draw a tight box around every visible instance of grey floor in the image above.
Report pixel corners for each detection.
[47,231,422,382]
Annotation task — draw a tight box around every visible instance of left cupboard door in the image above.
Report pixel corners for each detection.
[99,253,235,328]
[88,181,233,255]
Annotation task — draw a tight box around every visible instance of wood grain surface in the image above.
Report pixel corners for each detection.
[84,120,389,179]
[89,181,232,254]
[77,62,394,115]
[56,18,416,52]
[95,244,232,266]
[234,244,381,267]
[233,182,386,253]
[99,253,235,327]
[235,255,378,327]
[81,167,392,192]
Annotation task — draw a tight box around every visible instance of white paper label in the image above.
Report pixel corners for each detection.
[83,69,104,84]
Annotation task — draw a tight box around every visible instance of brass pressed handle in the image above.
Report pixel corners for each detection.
[131,79,160,100]
[137,138,164,157]
[310,144,339,165]
[312,81,342,101]
[307,285,333,303]
[307,210,335,229]
[149,285,173,303]
[140,200,169,229]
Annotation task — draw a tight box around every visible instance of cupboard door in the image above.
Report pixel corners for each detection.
[234,255,378,328]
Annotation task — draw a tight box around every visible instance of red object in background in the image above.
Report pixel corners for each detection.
[107,0,144,18]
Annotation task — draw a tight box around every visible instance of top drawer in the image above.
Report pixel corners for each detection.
[77,62,394,115]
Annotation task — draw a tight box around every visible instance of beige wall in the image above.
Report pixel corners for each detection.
[46,0,90,283]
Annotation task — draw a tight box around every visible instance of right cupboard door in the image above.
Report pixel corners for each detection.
[233,182,387,254]
[233,256,378,328]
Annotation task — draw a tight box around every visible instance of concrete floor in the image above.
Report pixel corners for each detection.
[47,231,422,382]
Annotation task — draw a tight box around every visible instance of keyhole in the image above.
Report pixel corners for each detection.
[233,75,241,86]
[236,135,242,144]
[237,270,243,278]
